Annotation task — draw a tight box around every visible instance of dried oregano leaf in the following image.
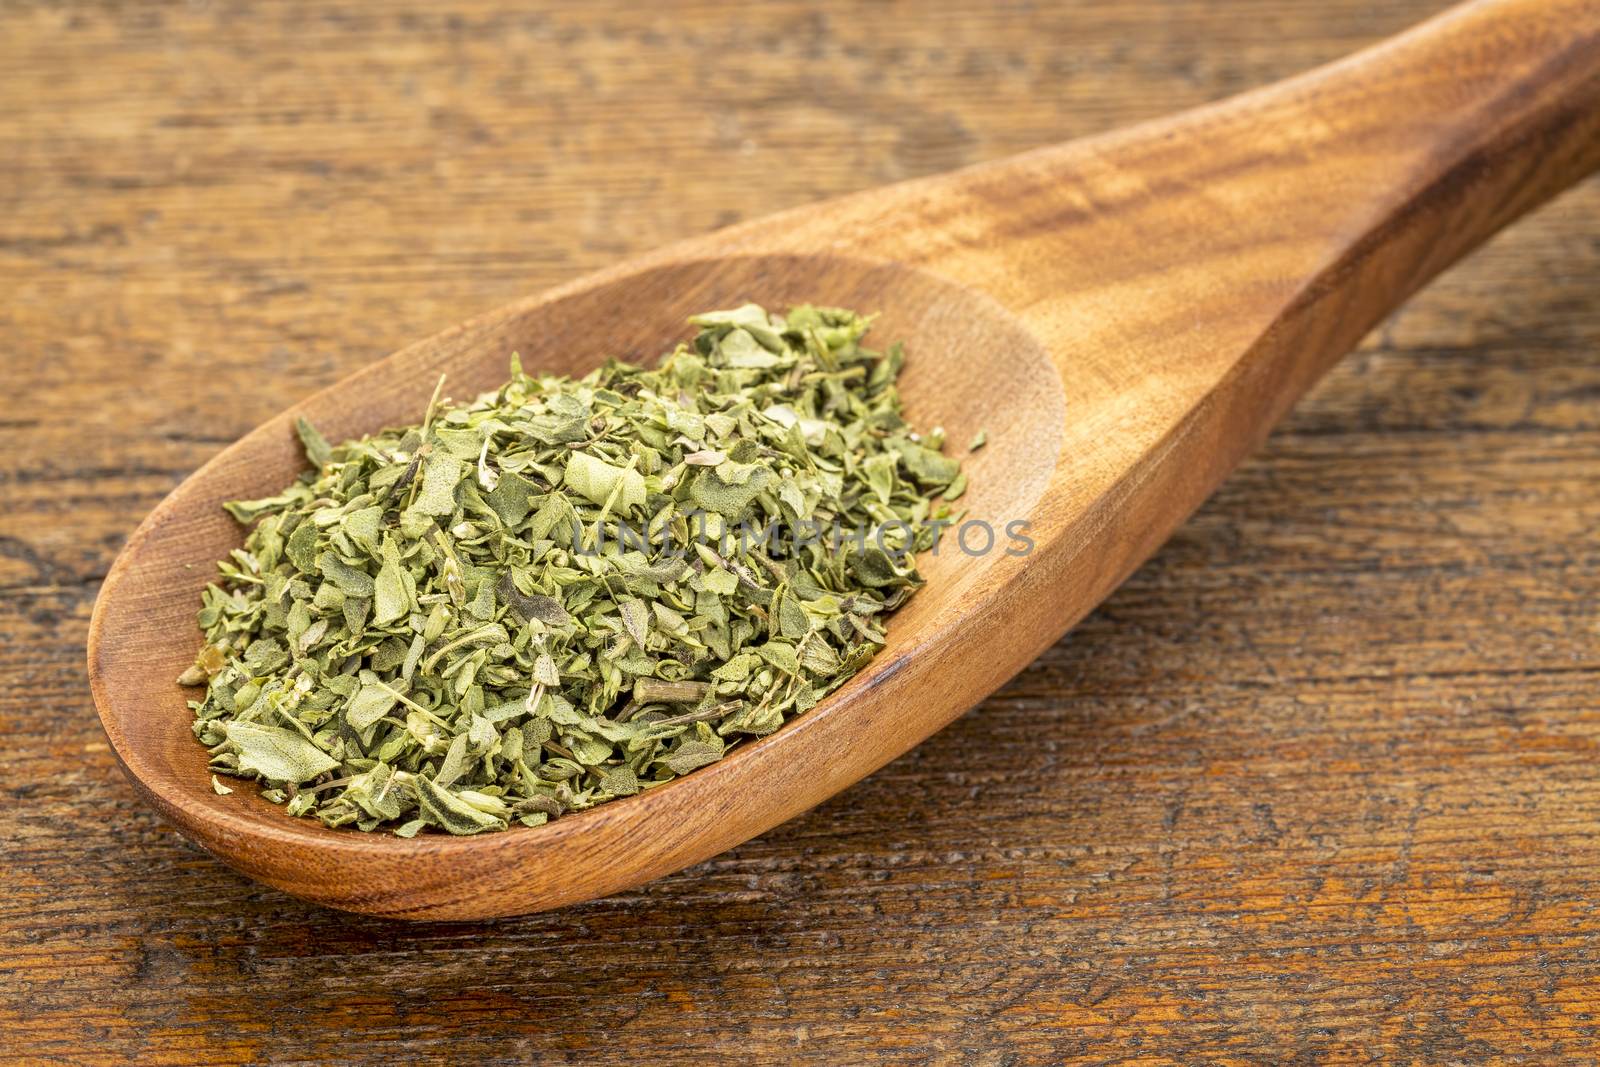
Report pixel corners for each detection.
[181,305,968,835]
[224,721,339,783]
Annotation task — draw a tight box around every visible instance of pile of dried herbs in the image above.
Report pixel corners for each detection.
[181,304,967,835]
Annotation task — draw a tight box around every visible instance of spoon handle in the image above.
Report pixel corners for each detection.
[1253,0,1600,306]
[886,0,1600,342]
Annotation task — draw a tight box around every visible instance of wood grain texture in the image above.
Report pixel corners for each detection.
[6,0,1600,1060]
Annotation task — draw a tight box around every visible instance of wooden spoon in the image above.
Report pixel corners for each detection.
[89,0,1600,919]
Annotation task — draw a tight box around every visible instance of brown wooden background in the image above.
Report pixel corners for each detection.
[4,1,1599,1062]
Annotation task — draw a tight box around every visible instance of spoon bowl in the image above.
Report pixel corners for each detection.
[89,254,1063,917]
[89,0,1600,917]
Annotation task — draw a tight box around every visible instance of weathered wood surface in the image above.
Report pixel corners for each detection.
[4,0,1599,1061]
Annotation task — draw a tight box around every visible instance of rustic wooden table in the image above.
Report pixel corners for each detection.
[4,1,1598,1062]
